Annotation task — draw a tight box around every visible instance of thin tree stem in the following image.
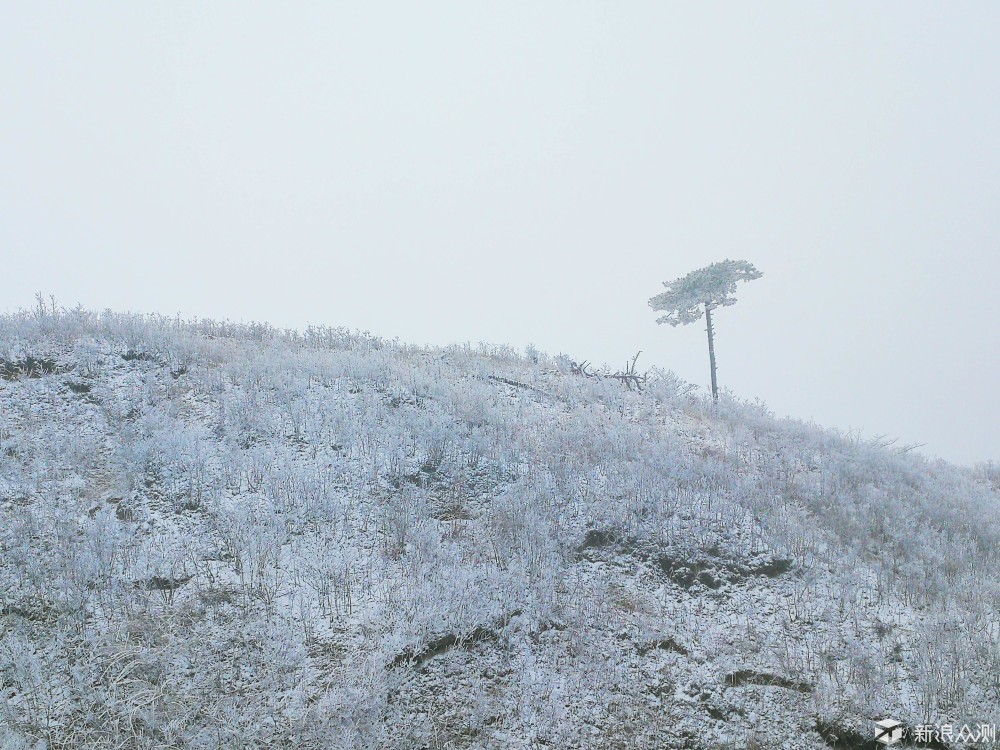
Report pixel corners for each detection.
[705,303,718,401]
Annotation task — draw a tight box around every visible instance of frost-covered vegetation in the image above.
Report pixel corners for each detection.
[1,305,997,749]
[648,259,762,401]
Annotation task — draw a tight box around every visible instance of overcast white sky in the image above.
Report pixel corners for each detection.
[2,3,998,464]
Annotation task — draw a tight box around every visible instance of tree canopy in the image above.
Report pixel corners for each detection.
[648,259,762,327]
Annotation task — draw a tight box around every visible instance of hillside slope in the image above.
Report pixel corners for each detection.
[1,309,998,749]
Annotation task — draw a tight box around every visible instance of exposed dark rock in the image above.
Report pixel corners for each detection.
[647,556,722,589]
[636,637,689,656]
[142,576,191,592]
[115,502,136,522]
[725,670,812,693]
[578,527,794,590]
[536,619,568,635]
[815,720,875,749]
[705,703,727,720]
[388,394,419,408]
[698,570,722,588]
[390,626,499,668]
[751,558,793,578]
[405,462,440,487]
[389,610,520,668]
[122,350,156,362]
[432,495,473,521]
[578,528,623,551]
[1,602,54,622]
[0,357,64,380]
[173,495,203,513]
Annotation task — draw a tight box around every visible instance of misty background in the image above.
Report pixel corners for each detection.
[2,2,997,465]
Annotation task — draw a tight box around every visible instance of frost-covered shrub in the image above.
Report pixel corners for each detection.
[1,305,997,748]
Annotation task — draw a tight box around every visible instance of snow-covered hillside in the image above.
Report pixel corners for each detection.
[1,308,997,749]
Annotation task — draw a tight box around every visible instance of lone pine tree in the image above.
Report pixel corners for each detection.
[648,259,762,401]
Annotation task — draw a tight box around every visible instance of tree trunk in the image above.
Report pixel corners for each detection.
[705,303,718,401]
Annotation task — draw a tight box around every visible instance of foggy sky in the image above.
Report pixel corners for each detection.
[2,2,998,464]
